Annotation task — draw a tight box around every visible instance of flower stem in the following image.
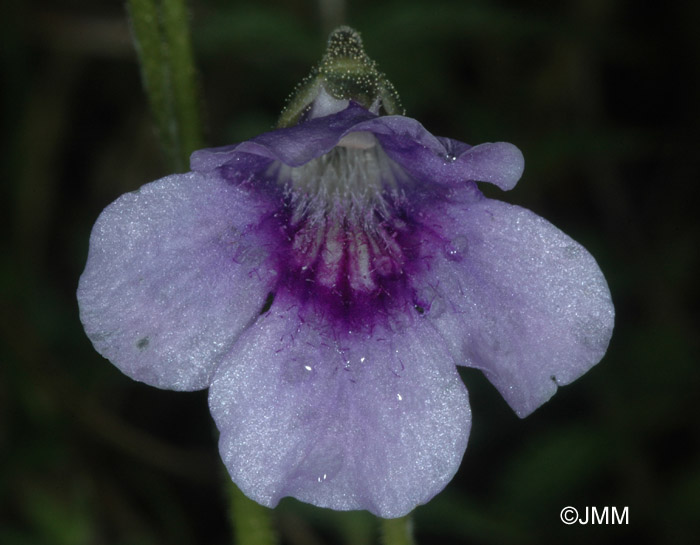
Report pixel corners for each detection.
[228,482,278,545]
[160,0,203,159]
[380,515,416,545]
[126,0,202,171]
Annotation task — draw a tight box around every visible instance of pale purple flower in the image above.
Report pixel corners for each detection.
[78,29,614,518]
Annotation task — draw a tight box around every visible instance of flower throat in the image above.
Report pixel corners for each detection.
[269,27,419,311]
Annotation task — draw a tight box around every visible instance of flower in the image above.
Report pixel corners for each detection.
[78,27,614,518]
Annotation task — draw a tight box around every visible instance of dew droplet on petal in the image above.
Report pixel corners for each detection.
[388,354,406,377]
[427,294,446,319]
[443,235,468,262]
[282,355,316,384]
[415,285,446,319]
[306,444,344,484]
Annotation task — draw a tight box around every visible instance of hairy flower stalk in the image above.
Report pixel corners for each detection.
[78,27,614,518]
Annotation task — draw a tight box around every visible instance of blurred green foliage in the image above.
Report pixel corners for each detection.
[2,0,699,544]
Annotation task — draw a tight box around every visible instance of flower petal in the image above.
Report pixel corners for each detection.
[452,141,524,191]
[359,120,524,190]
[417,195,614,417]
[190,103,377,172]
[78,172,277,390]
[191,104,523,191]
[209,291,470,518]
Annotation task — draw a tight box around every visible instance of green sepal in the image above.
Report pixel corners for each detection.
[278,26,403,128]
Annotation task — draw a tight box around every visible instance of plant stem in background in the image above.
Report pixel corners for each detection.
[228,482,278,545]
[318,0,346,34]
[161,0,203,159]
[126,0,202,171]
[381,515,416,545]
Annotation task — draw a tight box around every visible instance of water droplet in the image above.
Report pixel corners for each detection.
[389,356,406,377]
[444,235,468,262]
[306,444,344,484]
[219,225,240,246]
[429,296,446,318]
[373,255,394,276]
[415,286,445,319]
[388,307,413,333]
[237,244,266,266]
[281,355,315,384]
[392,218,407,231]
[562,244,582,259]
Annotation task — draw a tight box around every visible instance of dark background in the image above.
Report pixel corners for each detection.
[2,0,698,544]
